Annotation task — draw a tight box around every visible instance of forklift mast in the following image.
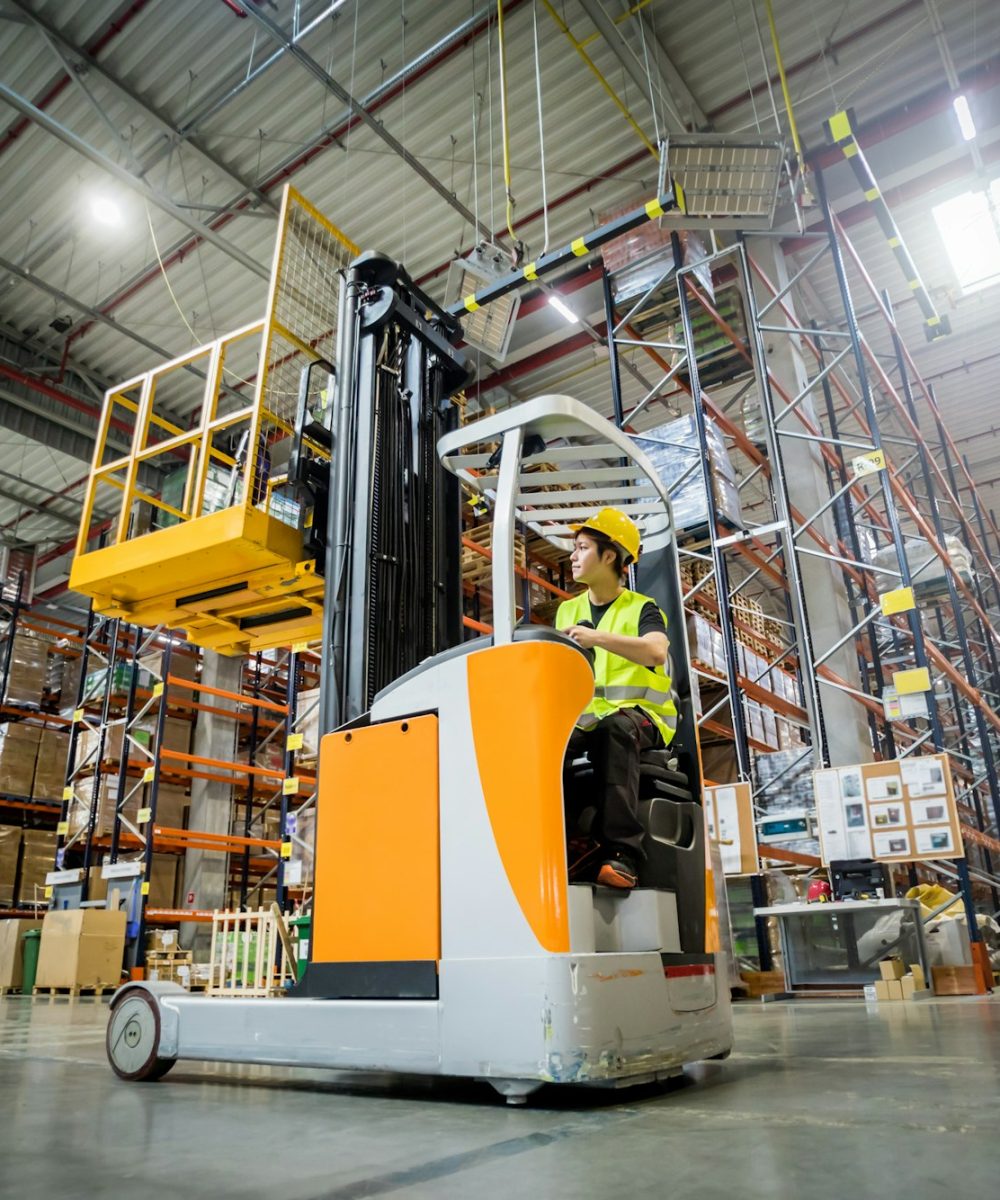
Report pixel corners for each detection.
[310,252,473,736]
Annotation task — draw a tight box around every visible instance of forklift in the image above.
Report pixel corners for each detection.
[102,248,733,1103]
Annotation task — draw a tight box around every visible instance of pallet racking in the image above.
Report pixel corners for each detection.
[601,162,1000,962]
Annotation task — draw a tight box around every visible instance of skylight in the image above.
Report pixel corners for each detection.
[931,180,1000,295]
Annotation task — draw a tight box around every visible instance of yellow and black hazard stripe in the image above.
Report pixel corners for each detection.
[447,179,686,321]
[824,108,950,341]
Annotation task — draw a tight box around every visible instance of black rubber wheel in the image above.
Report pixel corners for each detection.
[106,990,176,1082]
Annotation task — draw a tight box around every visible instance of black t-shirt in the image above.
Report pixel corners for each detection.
[588,597,666,637]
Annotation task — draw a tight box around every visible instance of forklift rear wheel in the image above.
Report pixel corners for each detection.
[106,990,176,1082]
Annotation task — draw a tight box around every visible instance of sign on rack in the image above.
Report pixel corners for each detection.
[813,753,961,866]
[705,782,758,874]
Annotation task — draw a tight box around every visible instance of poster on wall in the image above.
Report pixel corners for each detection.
[812,753,961,867]
[705,782,758,875]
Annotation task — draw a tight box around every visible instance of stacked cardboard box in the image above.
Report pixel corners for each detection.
[31,727,70,801]
[0,824,22,907]
[0,722,40,796]
[34,908,126,990]
[873,958,930,1002]
[69,777,187,839]
[4,632,50,707]
[635,414,744,533]
[17,828,56,906]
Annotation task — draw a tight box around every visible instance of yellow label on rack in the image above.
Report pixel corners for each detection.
[280,841,292,859]
[880,586,915,616]
[152,682,164,698]
[44,886,53,899]
[893,666,931,695]
[137,807,152,825]
[62,786,73,802]
[304,510,313,529]
[143,767,155,783]
[292,641,309,653]
[283,777,299,795]
[72,708,84,723]
[852,449,886,477]
[56,821,69,836]
[286,733,304,752]
[141,881,150,896]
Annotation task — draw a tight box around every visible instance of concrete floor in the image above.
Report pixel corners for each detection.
[1,994,998,1199]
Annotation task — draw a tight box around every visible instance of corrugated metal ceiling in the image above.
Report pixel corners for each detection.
[0,0,998,592]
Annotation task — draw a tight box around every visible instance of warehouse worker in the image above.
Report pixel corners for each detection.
[557,508,677,890]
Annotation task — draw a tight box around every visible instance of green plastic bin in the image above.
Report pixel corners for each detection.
[21,928,41,994]
[289,914,311,980]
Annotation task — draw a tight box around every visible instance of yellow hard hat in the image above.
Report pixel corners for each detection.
[573,507,641,565]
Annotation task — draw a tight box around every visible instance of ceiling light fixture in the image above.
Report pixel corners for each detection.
[952,94,976,141]
[90,196,122,226]
[548,294,579,323]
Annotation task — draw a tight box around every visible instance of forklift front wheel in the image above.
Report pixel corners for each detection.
[106,989,176,1082]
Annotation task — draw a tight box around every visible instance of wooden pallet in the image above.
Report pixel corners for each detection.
[462,522,526,587]
[32,984,113,998]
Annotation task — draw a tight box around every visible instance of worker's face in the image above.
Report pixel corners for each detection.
[571,534,615,584]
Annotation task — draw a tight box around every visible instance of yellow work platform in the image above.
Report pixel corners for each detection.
[68,505,325,656]
[68,186,355,655]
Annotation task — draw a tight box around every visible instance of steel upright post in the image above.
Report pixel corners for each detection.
[885,295,992,934]
[134,637,174,971]
[673,234,753,779]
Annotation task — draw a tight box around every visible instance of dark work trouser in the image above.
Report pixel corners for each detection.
[564,707,664,860]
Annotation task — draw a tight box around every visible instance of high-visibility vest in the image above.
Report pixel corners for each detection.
[555,588,678,746]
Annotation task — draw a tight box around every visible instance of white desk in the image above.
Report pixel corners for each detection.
[753,898,929,990]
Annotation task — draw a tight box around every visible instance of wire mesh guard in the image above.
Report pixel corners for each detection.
[665,135,786,227]
[69,187,358,653]
[438,394,675,554]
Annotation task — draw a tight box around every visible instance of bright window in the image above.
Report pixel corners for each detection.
[932,180,1000,295]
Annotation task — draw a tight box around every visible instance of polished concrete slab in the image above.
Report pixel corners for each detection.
[1,992,998,1199]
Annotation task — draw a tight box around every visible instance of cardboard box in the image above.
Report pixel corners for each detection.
[31,728,69,801]
[739,969,786,998]
[0,917,43,989]
[146,928,181,955]
[901,975,929,1000]
[886,979,904,1000]
[909,962,927,989]
[34,909,126,989]
[879,958,906,981]
[147,854,179,910]
[0,824,22,907]
[931,964,980,996]
[0,722,41,796]
[16,828,56,906]
[874,979,893,1001]
[5,633,50,707]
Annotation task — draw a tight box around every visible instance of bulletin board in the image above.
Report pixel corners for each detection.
[705,782,759,875]
[813,754,961,867]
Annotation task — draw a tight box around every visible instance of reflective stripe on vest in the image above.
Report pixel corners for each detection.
[556,588,678,745]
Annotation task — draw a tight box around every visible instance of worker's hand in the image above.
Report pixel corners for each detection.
[562,624,602,650]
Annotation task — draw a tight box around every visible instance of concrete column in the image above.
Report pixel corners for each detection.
[748,240,872,767]
[179,650,241,954]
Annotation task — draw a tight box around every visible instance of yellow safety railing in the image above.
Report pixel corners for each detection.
[70,187,359,654]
